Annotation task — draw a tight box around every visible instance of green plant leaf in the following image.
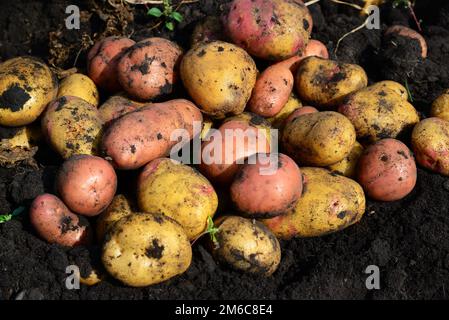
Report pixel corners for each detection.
[170,11,183,23]
[147,7,163,18]
[165,21,175,31]
[206,216,219,247]
[0,214,12,223]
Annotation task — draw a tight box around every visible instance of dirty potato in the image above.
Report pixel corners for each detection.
[431,89,449,121]
[266,93,302,129]
[57,73,99,107]
[328,141,364,178]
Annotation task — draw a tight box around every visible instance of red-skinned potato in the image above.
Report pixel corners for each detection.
[277,39,329,74]
[200,118,271,185]
[224,0,312,61]
[56,155,117,216]
[30,194,91,246]
[87,36,136,92]
[102,99,202,170]
[357,139,416,201]
[117,38,183,101]
[284,106,318,124]
[385,25,427,58]
[231,153,302,218]
[248,61,294,117]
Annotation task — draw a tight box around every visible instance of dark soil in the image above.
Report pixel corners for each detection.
[1,0,449,300]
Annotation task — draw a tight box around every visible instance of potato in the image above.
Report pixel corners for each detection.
[0,56,58,126]
[411,117,449,176]
[87,36,136,92]
[385,25,427,58]
[180,41,257,119]
[102,213,192,287]
[212,216,281,276]
[98,94,146,125]
[248,60,294,117]
[357,139,416,201]
[0,124,41,167]
[200,116,271,185]
[80,269,104,286]
[201,115,214,140]
[231,153,302,218]
[102,99,202,170]
[30,193,91,246]
[223,0,312,60]
[276,39,328,74]
[222,111,272,138]
[41,96,103,159]
[328,141,364,178]
[117,37,183,101]
[284,106,318,124]
[57,73,99,107]
[431,89,449,121]
[338,85,419,144]
[56,155,117,216]
[367,80,408,101]
[295,57,368,108]
[191,16,226,47]
[282,111,356,166]
[137,158,218,240]
[262,167,366,238]
[266,93,302,129]
[96,194,135,242]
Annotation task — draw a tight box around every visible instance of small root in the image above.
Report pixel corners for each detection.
[334,16,369,56]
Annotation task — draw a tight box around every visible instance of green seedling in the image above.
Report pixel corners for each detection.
[0,206,26,224]
[191,216,220,248]
[405,79,414,102]
[147,0,183,31]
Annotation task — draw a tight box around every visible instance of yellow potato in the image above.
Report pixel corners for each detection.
[0,56,58,126]
[266,93,302,129]
[282,111,356,166]
[431,89,449,121]
[137,158,218,240]
[339,85,419,144]
[0,124,40,167]
[261,167,366,238]
[367,80,408,100]
[102,213,192,287]
[96,194,135,242]
[295,57,368,108]
[57,73,99,107]
[180,41,257,119]
[328,141,364,178]
[41,96,103,159]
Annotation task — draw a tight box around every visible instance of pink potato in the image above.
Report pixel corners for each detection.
[277,39,329,74]
[248,62,294,117]
[30,194,91,247]
[102,99,202,170]
[200,119,271,185]
[231,153,302,217]
[117,37,183,101]
[357,138,417,201]
[284,106,318,124]
[56,155,117,216]
[87,36,136,92]
[223,0,312,61]
[385,25,427,58]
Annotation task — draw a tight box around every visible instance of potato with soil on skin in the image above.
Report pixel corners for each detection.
[200,115,271,185]
[98,94,146,126]
[357,138,416,201]
[87,36,136,92]
[117,37,183,101]
[431,89,449,121]
[385,25,427,58]
[284,106,318,124]
[30,193,91,247]
[57,73,99,107]
[0,56,58,127]
[338,85,419,144]
[180,41,257,119]
[266,93,302,129]
[282,111,356,166]
[137,158,218,240]
[328,141,364,178]
[261,167,366,238]
[102,99,202,170]
[247,60,294,117]
[223,0,312,61]
[277,39,329,74]
[191,16,226,47]
[212,216,281,276]
[96,194,135,242]
[411,117,449,176]
[295,57,368,108]
[102,212,192,287]
[41,96,103,159]
[367,80,408,101]
[56,154,117,216]
[230,153,302,218]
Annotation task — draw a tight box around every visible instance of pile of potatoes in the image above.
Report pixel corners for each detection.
[0,0,443,288]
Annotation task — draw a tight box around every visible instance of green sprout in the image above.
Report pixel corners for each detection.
[147,0,183,31]
[0,206,25,224]
[405,79,414,102]
[191,216,220,248]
